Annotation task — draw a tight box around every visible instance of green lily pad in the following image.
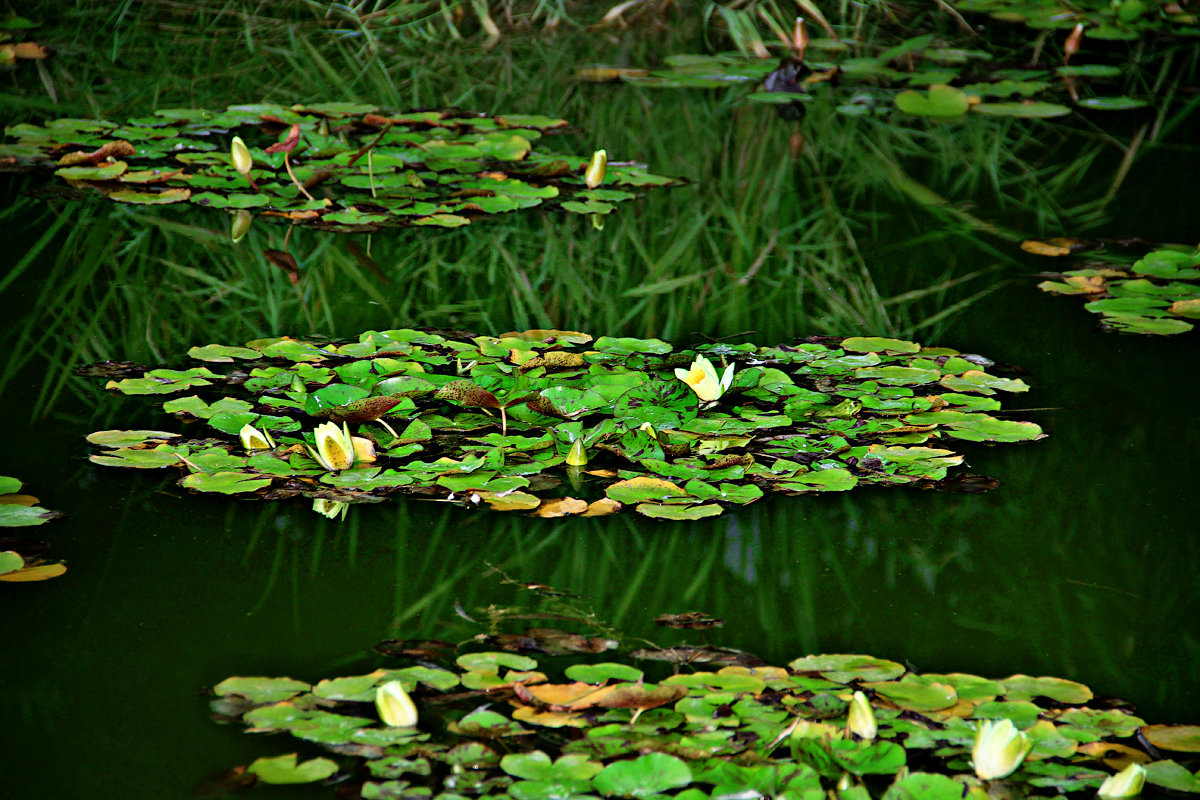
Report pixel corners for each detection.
[592,752,693,797]
[247,753,338,784]
[789,654,906,683]
[895,85,970,117]
[180,471,274,494]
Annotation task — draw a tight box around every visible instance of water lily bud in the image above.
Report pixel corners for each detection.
[1064,22,1084,63]
[585,149,607,188]
[375,680,418,727]
[312,498,348,520]
[847,690,877,740]
[590,213,605,231]
[566,436,587,466]
[230,209,253,243]
[639,422,658,440]
[792,17,808,59]
[972,719,1032,780]
[1098,763,1146,799]
[238,423,274,451]
[230,136,253,176]
[836,772,853,791]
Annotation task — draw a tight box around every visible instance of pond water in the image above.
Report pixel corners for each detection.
[1,5,1198,798]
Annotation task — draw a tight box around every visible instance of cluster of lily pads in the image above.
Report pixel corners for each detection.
[1036,246,1200,335]
[0,475,66,582]
[0,103,678,231]
[211,644,1200,797]
[951,0,1200,40]
[84,329,1043,520]
[579,31,1149,119]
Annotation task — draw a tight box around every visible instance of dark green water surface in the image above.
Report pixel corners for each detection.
[1,20,1198,799]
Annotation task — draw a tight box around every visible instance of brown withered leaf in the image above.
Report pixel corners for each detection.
[319,395,405,424]
[191,764,256,798]
[596,683,689,710]
[513,681,619,710]
[534,498,588,518]
[654,611,725,630]
[518,351,586,372]
[1020,237,1099,257]
[630,645,765,667]
[14,41,53,60]
[265,123,301,154]
[435,379,500,409]
[58,141,137,167]
[916,472,1000,494]
[575,66,650,82]
[511,706,591,728]
[703,454,755,470]
[582,498,621,516]
[374,638,456,660]
[264,249,299,284]
[495,627,616,655]
[345,240,389,284]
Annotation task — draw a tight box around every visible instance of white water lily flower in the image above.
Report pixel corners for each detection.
[847,690,877,740]
[972,719,1032,780]
[311,498,348,520]
[585,149,607,189]
[307,421,356,471]
[230,136,253,175]
[375,680,418,728]
[674,354,735,402]
[1098,763,1146,799]
[238,423,274,451]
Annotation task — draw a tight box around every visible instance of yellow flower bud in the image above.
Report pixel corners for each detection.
[585,149,607,189]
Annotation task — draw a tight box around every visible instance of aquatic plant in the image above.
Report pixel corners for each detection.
[84,328,1042,520]
[579,32,1153,119]
[211,642,1200,796]
[1035,245,1200,335]
[0,474,66,582]
[0,104,678,230]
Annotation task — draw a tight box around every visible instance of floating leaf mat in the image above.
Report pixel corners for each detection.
[1035,246,1200,335]
[952,0,1200,40]
[212,645,1200,796]
[0,103,678,230]
[580,33,1150,119]
[84,330,1042,519]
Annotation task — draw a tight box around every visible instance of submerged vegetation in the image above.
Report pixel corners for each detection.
[85,329,1040,519]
